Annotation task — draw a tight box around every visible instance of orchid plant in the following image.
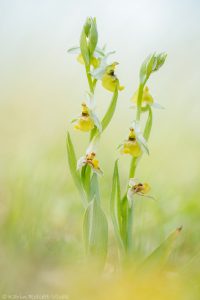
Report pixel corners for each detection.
[67,17,181,267]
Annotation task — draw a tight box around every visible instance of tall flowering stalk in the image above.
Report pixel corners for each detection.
[66,17,123,264]
[111,53,169,258]
[67,17,182,268]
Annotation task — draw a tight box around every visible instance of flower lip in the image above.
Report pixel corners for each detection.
[127,178,152,207]
[77,152,103,176]
[129,178,151,195]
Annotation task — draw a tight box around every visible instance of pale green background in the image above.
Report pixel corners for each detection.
[0,0,200,293]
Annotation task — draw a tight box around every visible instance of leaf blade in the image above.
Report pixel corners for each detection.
[83,199,108,264]
[66,132,87,206]
[101,86,118,132]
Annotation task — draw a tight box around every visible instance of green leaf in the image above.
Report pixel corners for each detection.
[80,29,90,66]
[88,18,98,57]
[90,173,100,202]
[110,160,123,249]
[81,165,91,200]
[141,226,182,270]
[89,86,119,141]
[66,132,87,206]
[83,17,92,37]
[101,86,118,131]
[83,198,108,263]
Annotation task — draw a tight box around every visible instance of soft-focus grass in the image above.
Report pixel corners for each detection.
[0,95,200,298]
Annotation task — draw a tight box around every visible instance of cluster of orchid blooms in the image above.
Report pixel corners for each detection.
[67,17,167,258]
[70,54,160,203]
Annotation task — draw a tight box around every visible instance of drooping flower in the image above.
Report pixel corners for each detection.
[127,178,151,207]
[101,62,124,92]
[77,152,103,175]
[131,86,153,106]
[74,103,94,132]
[120,128,142,157]
[131,86,164,109]
[77,53,100,68]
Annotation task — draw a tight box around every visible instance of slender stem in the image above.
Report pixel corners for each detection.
[85,65,94,94]
[129,157,137,179]
[136,83,144,121]
[124,84,152,258]
[144,105,153,141]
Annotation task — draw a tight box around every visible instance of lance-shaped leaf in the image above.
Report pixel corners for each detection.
[83,198,108,263]
[140,226,182,270]
[102,86,118,131]
[66,132,87,206]
[90,86,119,140]
[90,173,100,202]
[110,160,123,249]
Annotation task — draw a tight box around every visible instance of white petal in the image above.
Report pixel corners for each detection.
[67,46,80,54]
[151,102,165,109]
[86,92,96,110]
[129,178,137,187]
[77,157,86,170]
[90,111,102,132]
[137,133,149,155]
[90,66,106,80]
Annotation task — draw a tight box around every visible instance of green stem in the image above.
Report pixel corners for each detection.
[85,65,94,94]
[123,86,152,258]
[129,157,137,179]
[144,105,153,141]
[136,83,144,121]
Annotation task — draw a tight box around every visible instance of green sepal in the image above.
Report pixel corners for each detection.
[139,52,167,85]
[80,28,90,66]
[88,18,98,57]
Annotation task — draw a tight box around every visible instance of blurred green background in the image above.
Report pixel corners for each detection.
[0,0,200,297]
